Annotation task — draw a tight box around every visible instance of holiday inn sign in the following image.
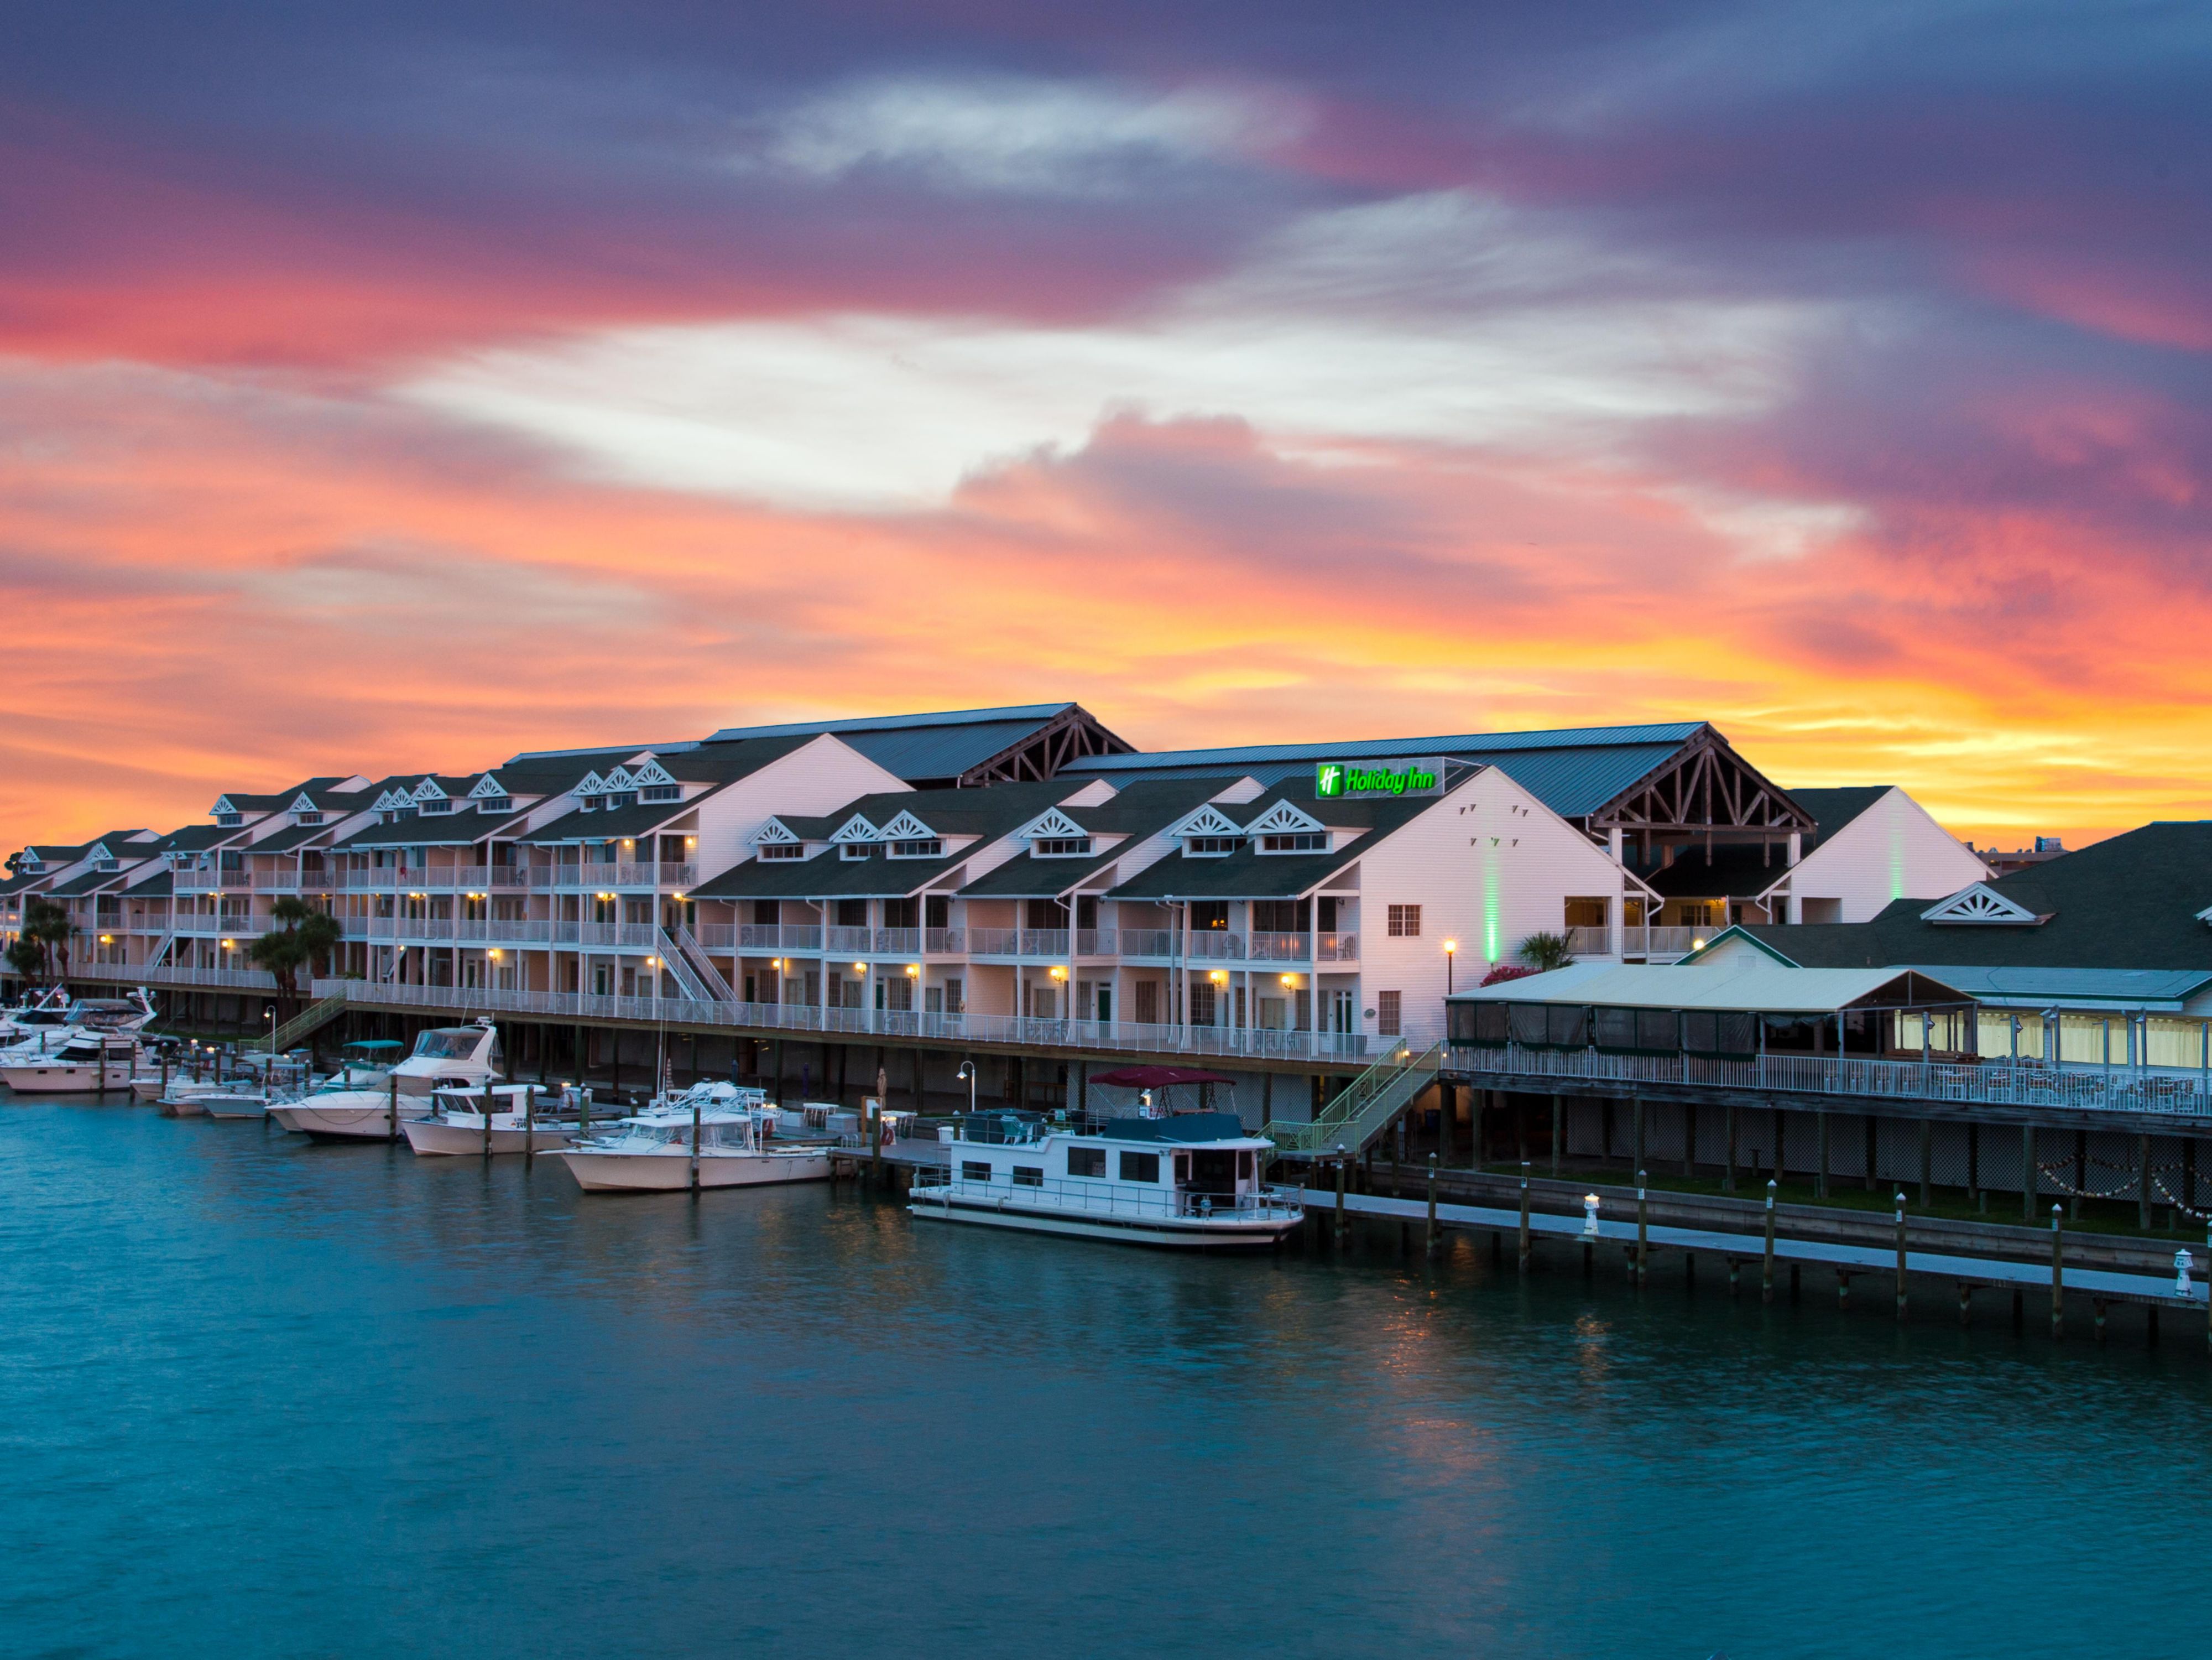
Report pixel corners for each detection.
[1315,759,1443,799]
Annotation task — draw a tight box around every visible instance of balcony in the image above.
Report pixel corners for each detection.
[1074,929,1117,957]
[925,927,966,954]
[312,977,1380,1063]
[1316,932,1358,962]
[729,923,823,953]
[1247,932,1310,962]
[1186,932,1246,960]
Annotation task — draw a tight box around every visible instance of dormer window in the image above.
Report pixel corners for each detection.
[294,811,324,826]
[97,859,119,873]
[418,798,451,814]
[889,838,943,859]
[476,798,511,816]
[215,813,243,828]
[604,792,635,810]
[1260,832,1327,853]
[1186,836,1240,857]
[759,843,805,861]
[840,844,872,862]
[1034,836,1092,858]
[638,784,681,804]
[580,797,599,812]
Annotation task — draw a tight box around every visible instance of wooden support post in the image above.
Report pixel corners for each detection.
[388,1073,399,1141]
[1517,1160,1531,1276]
[690,1094,702,1193]
[1894,1191,1908,1324]
[1682,1101,1696,1179]
[772,1039,785,1106]
[1550,1094,1562,1178]
[482,1080,495,1159]
[524,1084,536,1164]
[2094,1298,2107,1345]
[1918,1120,1932,1209]
[2140,1134,2153,1230]
[1631,1098,1645,1177]
[1635,1169,1648,1289]
[1334,1150,1349,1248]
[1817,1110,1829,1200]
[2023,1125,2037,1223]
[1425,1153,1439,1258]
[1724,1102,1738,1193]
[1790,1262,1800,1300]
[1957,1281,1971,1328]
[1864,1113,1877,1193]
[1838,1271,1853,1310]
[1967,1121,1980,1211]
[1761,1180,1776,1304]
[1728,1258,1740,1298]
[2050,1205,2065,1339]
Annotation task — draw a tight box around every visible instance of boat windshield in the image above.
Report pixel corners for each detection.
[320,1061,391,1091]
[411,1029,485,1061]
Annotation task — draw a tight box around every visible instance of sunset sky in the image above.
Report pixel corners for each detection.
[5,3,2208,851]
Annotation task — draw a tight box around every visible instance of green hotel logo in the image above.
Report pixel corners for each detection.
[1316,761,1439,798]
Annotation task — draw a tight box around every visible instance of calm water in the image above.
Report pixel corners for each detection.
[3,1099,2206,1659]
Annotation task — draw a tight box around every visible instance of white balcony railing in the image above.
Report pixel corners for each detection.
[1074,929,1117,957]
[1247,932,1310,962]
[1118,928,1177,958]
[1186,932,1246,960]
[1316,932,1358,962]
[310,978,1380,1063]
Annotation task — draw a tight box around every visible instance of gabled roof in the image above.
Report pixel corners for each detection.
[703,703,1133,787]
[1719,821,2212,972]
[46,867,126,896]
[1786,785,1893,840]
[1108,780,1440,902]
[1448,959,1970,1014]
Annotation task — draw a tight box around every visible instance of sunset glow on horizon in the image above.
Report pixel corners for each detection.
[6,4,2209,851]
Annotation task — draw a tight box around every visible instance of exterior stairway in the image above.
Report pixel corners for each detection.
[1262,1041,1445,1159]
[270,993,349,1052]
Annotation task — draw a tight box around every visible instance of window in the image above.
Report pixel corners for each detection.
[1186,836,1239,856]
[1190,902,1229,932]
[578,798,598,812]
[1260,832,1326,853]
[1034,836,1093,857]
[476,798,511,816]
[839,844,871,861]
[1387,904,1421,937]
[961,1161,992,1183]
[1118,1151,1160,1183]
[835,899,868,928]
[638,784,681,803]
[1013,1165,1043,1188]
[215,813,243,828]
[1563,897,1608,929]
[1068,1146,1106,1178]
[759,842,804,860]
[417,798,451,814]
[925,895,950,929]
[889,838,943,858]
[294,811,324,826]
[1377,991,1402,1035]
[1251,900,1308,933]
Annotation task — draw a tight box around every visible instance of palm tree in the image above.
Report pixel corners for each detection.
[248,897,344,998]
[5,898,75,986]
[1516,930,1575,974]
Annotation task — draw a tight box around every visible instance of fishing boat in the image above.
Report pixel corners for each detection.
[907,1111,1301,1250]
[270,1030,492,1142]
[559,1083,830,1193]
[400,1085,579,1156]
[0,1034,141,1096]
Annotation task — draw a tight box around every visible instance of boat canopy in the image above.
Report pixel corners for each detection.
[1089,1065,1235,1089]
[1097,1112,1256,1144]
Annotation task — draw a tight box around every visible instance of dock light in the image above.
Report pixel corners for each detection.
[905,964,920,978]
[1443,936,1459,994]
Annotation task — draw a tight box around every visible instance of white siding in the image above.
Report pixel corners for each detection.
[688,735,910,883]
[1351,767,1634,1047]
[1777,788,1990,924]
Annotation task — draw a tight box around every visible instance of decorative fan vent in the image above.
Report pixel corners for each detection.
[1920,884,2050,927]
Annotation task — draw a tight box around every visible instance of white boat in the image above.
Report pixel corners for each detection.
[0,1034,141,1095]
[0,990,158,1062]
[401,1084,579,1156]
[908,1110,1301,1250]
[560,1083,830,1193]
[271,1029,495,1142]
[0,986,72,1044]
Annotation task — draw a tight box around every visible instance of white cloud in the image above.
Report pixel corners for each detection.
[743,73,1302,195]
[401,191,1838,516]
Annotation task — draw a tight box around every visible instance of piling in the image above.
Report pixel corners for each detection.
[1895,1191,1908,1324]
[482,1080,494,1160]
[1816,1110,1829,1200]
[870,1097,885,1185]
[1334,1147,1349,1248]
[387,1073,399,1141]
[1425,1153,1439,1259]
[1635,1169,1648,1289]
[2094,1298,2107,1345]
[523,1084,536,1164]
[690,1096,702,1193]
[1549,1094,1562,1178]
[2139,1134,2153,1230]
[1761,1179,1776,1304]
[1957,1281,1971,1328]
[2022,1125,2037,1223]
[1517,1160,1531,1276]
[2050,1205,2065,1339]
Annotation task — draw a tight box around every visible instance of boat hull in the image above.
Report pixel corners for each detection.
[403,1120,576,1156]
[907,1193,1301,1250]
[275,1094,432,1141]
[199,1095,271,1120]
[561,1149,832,1192]
[0,1062,137,1095]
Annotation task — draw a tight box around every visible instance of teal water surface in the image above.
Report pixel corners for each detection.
[2,1097,2206,1659]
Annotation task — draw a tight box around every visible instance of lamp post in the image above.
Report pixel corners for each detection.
[957,1060,976,1118]
[1443,938,1458,995]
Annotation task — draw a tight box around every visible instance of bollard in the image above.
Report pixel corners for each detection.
[1761,1179,1777,1304]
[2050,1204,2065,1339]
[1425,1153,1439,1259]
[1635,1169,1648,1289]
[1334,1146,1349,1248]
[1894,1191,1908,1324]
[1517,1160,1531,1276]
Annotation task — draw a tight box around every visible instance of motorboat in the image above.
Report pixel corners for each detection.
[907,1111,1301,1250]
[0,1034,142,1096]
[401,1084,579,1156]
[560,1083,830,1193]
[0,990,158,1061]
[0,986,72,1043]
[271,1029,495,1142]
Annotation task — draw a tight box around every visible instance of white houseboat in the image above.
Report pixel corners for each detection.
[908,1110,1300,1249]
